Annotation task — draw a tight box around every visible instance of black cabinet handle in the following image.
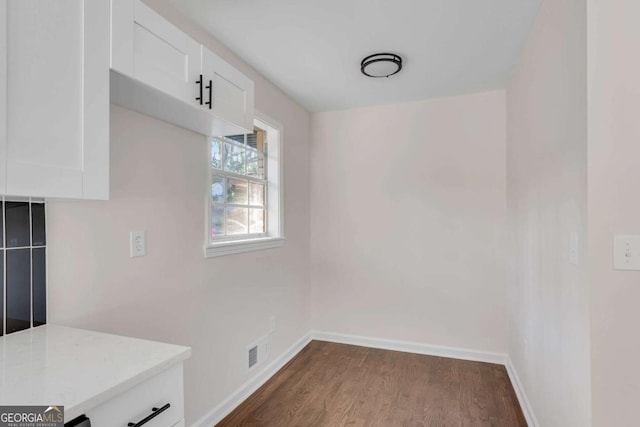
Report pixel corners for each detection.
[127,403,170,427]
[195,74,203,105]
[205,79,212,109]
[64,414,91,427]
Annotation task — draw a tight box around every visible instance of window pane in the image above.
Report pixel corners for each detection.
[249,182,265,206]
[227,207,248,235]
[224,142,246,174]
[246,150,258,177]
[250,208,265,234]
[247,128,266,152]
[211,138,222,169]
[211,205,225,238]
[247,152,265,179]
[226,134,245,145]
[227,178,248,204]
[246,132,257,150]
[212,176,225,203]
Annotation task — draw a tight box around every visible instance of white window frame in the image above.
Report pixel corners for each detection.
[204,111,284,257]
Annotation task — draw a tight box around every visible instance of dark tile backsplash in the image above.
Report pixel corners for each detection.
[32,248,47,327]
[32,204,46,246]
[0,252,3,334]
[6,202,31,248]
[7,249,31,334]
[1,201,47,336]
[0,202,3,248]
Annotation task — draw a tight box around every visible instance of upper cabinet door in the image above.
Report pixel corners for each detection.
[202,48,255,133]
[110,0,254,136]
[5,0,110,200]
[112,0,201,107]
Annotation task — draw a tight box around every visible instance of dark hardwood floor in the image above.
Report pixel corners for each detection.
[217,340,527,427]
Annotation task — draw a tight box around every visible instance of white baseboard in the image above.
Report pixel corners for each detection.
[505,357,539,427]
[191,330,538,427]
[191,332,312,427]
[311,330,508,365]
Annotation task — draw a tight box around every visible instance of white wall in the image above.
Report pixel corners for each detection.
[506,0,591,425]
[46,2,311,425]
[588,1,640,425]
[309,91,508,353]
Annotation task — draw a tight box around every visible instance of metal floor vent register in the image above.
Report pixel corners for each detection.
[248,345,258,369]
[247,336,268,371]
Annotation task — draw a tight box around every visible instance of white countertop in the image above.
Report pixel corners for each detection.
[0,325,191,421]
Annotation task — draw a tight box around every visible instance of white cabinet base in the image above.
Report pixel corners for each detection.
[111,70,250,137]
[86,363,184,427]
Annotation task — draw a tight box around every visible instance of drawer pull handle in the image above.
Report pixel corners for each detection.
[195,75,203,105]
[205,79,212,109]
[127,403,170,427]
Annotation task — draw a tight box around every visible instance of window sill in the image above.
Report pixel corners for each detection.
[204,237,285,258]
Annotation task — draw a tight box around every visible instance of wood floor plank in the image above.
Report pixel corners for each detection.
[216,341,527,427]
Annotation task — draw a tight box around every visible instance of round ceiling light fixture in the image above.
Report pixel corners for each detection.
[360,53,403,78]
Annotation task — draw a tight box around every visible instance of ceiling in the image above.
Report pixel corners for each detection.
[172,0,541,112]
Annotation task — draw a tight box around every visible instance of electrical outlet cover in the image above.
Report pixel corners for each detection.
[130,230,146,257]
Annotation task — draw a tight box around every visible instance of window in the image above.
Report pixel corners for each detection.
[205,114,283,257]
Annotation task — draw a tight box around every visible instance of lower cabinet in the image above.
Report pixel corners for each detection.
[85,363,184,427]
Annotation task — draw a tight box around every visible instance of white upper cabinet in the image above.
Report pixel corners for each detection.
[0,0,110,200]
[112,0,202,108]
[111,0,254,135]
[202,48,255,133]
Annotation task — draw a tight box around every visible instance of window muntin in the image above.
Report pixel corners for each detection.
[210,127,268,241]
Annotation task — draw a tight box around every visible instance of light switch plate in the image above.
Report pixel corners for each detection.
[614,235,640,271]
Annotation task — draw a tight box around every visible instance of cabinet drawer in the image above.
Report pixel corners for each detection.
[85,363,184,427]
